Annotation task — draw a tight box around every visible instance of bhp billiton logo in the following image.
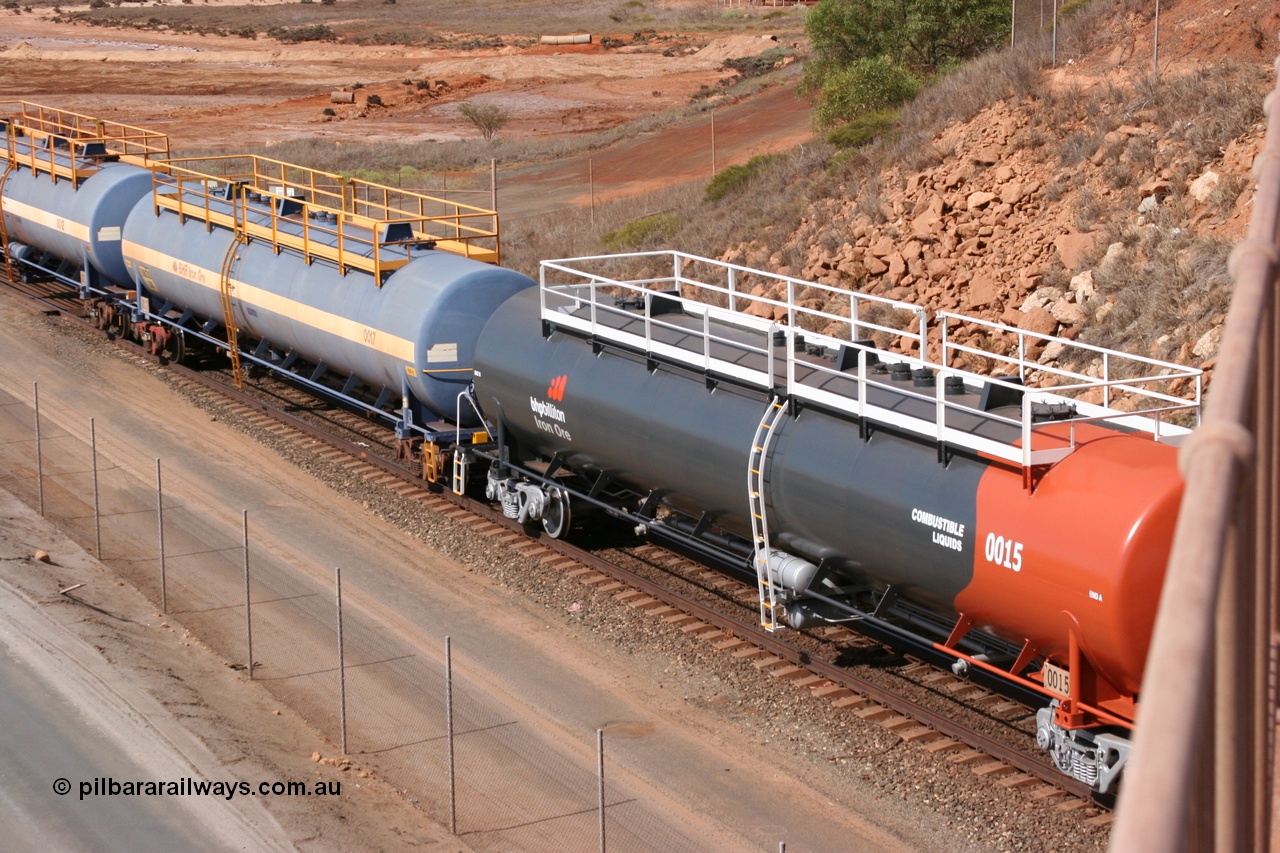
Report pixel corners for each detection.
[547,375,568,402]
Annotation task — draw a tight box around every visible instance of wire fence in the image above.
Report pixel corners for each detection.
[0,381,749,853]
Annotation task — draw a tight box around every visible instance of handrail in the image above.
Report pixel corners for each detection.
[1109,57,1280,853]
[151,155,500,273]
[0,100,170,183]
[540,251,1201,476]
[150,156,500,273]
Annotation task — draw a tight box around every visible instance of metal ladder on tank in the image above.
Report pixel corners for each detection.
[0,160,15,285]
[217,185,246,389]
[748,396,787,632]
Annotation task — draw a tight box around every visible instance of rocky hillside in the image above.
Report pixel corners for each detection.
[720,0,1277,403]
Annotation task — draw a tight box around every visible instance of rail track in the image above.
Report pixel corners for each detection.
[3,273,1112,826]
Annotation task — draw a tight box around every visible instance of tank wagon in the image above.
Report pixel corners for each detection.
[1,102,1206,795]
[468,252,1202,794]
[1,103,532,456]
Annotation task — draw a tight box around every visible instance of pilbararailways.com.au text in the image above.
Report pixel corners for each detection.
[53,777,341,801]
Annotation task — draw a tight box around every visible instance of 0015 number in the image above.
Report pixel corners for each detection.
[983,532,1023,572]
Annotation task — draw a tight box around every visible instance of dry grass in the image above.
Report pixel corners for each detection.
[1084,225,1233,362]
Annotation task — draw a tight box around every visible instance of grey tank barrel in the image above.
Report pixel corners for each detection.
[472,289,982,615]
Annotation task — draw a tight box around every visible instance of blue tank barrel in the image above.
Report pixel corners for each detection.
[2,160,154,286]
[1,102,169,287]
[120,190,532,424]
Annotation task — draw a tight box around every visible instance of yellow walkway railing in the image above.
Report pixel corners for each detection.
[151,155,500,277]
[1,100,170,185]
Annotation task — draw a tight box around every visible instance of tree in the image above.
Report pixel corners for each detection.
[802,0,1008,129]
[458,103,509,141]
[814,58,920,130]
[805,0,1009,75]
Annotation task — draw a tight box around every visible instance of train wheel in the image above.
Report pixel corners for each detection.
[541,487,572,539]
[157,328,185,365]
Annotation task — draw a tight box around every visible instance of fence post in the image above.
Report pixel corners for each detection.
[156,459,166,613]
[90,417,101,559]
[335,566,347,755]
[1153,0,1161,77]
[33,382,43,517]
[710,111,716,178]
[446,635,456,835]
[1052,0,1058,66]
[597,728,606,853]
[243,510,253,680]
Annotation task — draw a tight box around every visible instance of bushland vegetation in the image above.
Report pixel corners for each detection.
[802,0,1010,130]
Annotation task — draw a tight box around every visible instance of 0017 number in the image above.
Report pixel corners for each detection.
[983,532,1023,572]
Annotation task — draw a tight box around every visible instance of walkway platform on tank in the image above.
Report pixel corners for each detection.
[538,251,1201,474]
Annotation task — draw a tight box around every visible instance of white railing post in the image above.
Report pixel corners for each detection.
[644,292,652,354]
[786,328,796,397]
[703,311,711,372]
[940,316,950,369]
[1103,351,1111,409]
[936,374,946,445]
[766,323,776,391]
[589,279,598,337]
[1021,393,1033,469]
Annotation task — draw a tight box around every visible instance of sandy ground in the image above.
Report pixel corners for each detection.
[0,12,799,147]
[0,10,815,223]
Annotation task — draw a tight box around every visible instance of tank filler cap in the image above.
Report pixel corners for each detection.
[1031,402,1077,422]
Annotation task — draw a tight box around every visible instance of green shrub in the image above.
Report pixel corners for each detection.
[704,154,775,203]
[826,108,899,148]
[602,213,683,251]
[266,24,337,43]
[322,107,336,116]
[814,57,919,130]
[365,93,383,106]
